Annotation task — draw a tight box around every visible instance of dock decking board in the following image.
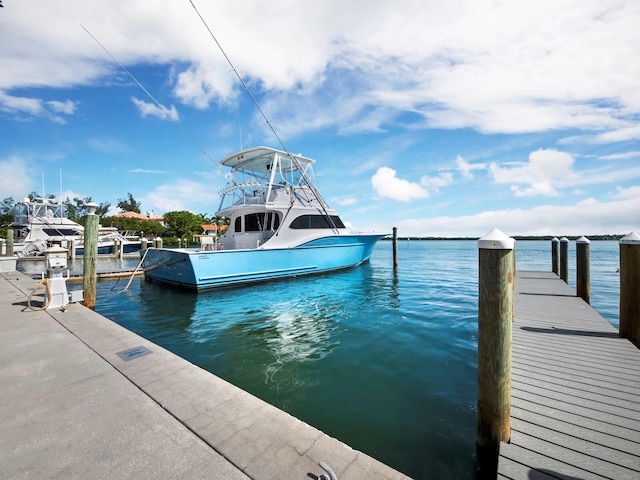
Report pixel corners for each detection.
[497,270,640,480]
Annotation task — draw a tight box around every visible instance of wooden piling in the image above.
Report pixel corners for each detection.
[6,229,14,257]
[477,228,514,477]
[141,237,148,250]
[0,238,4,256]
[512,238,516,321]
[154,237,163,249]
[551,237,559,275]
[620,232,640,348]
[392,227,398,268]
[560,237,569,283]
[83,205,99,310]
[576,236,590,304]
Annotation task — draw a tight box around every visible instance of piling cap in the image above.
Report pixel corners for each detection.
[478,228,514,250]
[620,232,640,245]
[85,202,99,215]
[576,235,590,244]
[551,237,559,243]
[560,236,569,243]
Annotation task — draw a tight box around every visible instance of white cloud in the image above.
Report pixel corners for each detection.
[173,64,237,110]
[590,125,640,144]
[0,92,44,116]
[599,151,640,161]
[369,195,640,238]
[489,149,574,197]
[420,172,453,193]
[456,155,486,180]
[333,196,358,206]
[128,169,169,174]
[614,185,640,200]
[371,167,429,202]
[144,178,220,214]
[0,91,76,123]
[47,99,77,115]
[1,1,639,138]
[87,138,131,153]
[0,157,31,199]
[131,97,179,121]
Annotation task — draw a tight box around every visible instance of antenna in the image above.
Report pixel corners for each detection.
[187,0,335,226]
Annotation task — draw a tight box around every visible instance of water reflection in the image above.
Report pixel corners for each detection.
[182,267,386,394]
[261,301,344,388]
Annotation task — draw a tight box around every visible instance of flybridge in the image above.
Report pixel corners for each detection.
[14,198,67,225]
[216,147,326,211]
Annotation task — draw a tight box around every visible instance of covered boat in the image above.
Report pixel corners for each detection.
[9,197,141,257]
[141,146,386,290]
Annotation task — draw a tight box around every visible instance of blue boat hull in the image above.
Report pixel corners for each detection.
[76,243,142,256]
[141,234,385,291]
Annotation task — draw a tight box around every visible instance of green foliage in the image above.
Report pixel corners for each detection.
[212,215,230,227]
[27,191,56,201]
[63,197,110,221]
[0,197,13,238]
[117,192,141,213]
[101,216,166,237]
[1,197,14,217]
[163,210,207,238]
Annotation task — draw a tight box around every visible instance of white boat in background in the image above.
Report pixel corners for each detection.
[142,146,386,290]
[9,197,141,257]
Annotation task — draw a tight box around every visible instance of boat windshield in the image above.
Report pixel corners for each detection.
[14,200,66,224]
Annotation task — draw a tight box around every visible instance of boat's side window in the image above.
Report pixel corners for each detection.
[245,213,265,232]
[234,216,242,233]
[265,212,281,231]
[289,215,346,229]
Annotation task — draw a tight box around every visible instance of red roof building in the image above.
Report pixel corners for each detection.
[114,211,165,225]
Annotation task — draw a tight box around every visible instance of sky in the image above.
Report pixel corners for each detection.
[1,0,640,237]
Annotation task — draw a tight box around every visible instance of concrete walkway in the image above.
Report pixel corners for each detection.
[0,271,410,480]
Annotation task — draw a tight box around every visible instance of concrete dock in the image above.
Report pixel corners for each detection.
[0,270,410,480]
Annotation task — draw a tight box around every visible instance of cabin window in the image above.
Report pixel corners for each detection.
[14,204,28,225]
[289,214,345,229]
[245,213,265,232]
[266,212,281,231]
[234,213,282,233]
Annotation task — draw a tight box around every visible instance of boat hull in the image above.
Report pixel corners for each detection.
[141,234,385,291]
[76,242,142,256]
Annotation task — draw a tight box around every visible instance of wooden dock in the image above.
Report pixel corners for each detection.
[498,270,640,479]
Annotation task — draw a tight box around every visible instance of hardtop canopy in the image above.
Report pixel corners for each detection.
[219,146,315,174]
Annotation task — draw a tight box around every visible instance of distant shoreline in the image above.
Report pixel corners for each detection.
[382,234,626,241]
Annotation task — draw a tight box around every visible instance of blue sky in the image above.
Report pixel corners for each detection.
[1,0,639,237]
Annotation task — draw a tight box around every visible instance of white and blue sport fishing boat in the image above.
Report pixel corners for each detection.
[141,146,386,290]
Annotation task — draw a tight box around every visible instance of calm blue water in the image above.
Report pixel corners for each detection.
[66,240,619,479]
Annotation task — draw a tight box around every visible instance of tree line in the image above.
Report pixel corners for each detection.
[1,192,229,239]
